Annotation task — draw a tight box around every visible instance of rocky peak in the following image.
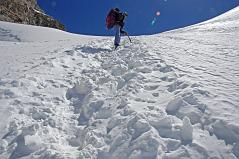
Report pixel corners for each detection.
[0,0,65,30]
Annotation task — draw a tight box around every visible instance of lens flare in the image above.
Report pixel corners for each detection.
[156,11,160,16]
[151,17,157,26]
[151,11,161,26]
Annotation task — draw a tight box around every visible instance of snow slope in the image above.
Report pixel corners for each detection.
[0,6,239,159]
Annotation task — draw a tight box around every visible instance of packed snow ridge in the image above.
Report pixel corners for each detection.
[0,6,239,159]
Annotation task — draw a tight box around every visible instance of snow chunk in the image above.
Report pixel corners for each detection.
[212,120,239,144]
[181,117,193,143]
[166,97,185,114]
[66,79,94,100]
[233,142,239,158]
[7,125,41,158]
[127,116,151,140]
[128,131,163,159]
[111,64,128,76]
[136,67,152,74]
[0,139,8,154]
[149,117,172,129]
[164,138,181,152]
[163,147,189,159]
[24,135,42,151]
[0,89,17,99]
[177,106,203,124]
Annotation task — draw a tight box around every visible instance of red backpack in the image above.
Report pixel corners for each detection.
[106,9,116,30]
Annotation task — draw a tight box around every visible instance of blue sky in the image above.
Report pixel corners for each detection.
[37,0,239,36]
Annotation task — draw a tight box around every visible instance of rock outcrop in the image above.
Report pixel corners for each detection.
[0,0,65,30]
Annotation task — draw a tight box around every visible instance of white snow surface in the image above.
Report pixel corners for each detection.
[0,6,239,159]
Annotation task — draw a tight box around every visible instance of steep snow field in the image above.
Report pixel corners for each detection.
[0,6,238,159]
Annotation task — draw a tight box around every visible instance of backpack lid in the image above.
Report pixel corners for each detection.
[115,8,120,12]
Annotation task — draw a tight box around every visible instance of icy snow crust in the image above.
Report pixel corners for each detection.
[0,6,239,159]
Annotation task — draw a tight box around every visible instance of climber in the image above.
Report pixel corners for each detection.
[106,8,129,49]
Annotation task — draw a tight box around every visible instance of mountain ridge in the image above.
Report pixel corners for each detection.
[0,0,64,30]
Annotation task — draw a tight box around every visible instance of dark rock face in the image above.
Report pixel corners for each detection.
[0,0,65,30]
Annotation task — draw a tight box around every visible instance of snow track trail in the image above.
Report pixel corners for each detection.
[0,36,237,158]
[1,7,239,159]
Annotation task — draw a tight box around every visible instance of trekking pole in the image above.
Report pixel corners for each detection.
[127,35,132,43]
[125,32,132,43]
